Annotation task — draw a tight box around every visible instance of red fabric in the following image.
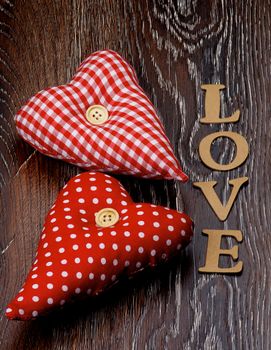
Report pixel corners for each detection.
[15,50,188,181]
[6,172,193,320]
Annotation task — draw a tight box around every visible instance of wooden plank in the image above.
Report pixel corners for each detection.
[0,0,270,348]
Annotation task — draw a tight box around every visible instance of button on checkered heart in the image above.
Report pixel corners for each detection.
[6,172,193,320]
[15,50,188,181]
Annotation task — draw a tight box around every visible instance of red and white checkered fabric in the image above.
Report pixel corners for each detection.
[15,50,188,181]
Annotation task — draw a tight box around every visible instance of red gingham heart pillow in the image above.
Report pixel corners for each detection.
[6,172,193,320]
[15,50,188,181]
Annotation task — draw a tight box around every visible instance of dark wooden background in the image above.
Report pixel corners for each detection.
[0,0,270,349]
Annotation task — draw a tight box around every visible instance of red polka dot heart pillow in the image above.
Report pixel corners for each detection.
[15,50,187,181]
[6,172,193,320]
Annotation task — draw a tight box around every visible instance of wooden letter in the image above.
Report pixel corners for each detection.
[199,229,243,274]
[200,84,240,123]
[199,131,249,171]
[193,177,248,221]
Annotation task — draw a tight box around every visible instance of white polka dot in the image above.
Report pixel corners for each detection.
[136,204,142,208]
[76,187,82,192]
[31,274,38,279]
[51,218,57,223]
[138,232,145,238]
[33,296,39,302]
[138,247,144,253]
[67,224,74,229]
[43,243,48,249]
[166,239,172,246]
[153,211,159,216]
[106,188,112,192]
[124,260,130,267]
[56,236,62,242]
[62,285,68,292]
[63,191,69,196]
[32,266,38,271]
[121,209,128,214]
[121,201,127,206]
[80,209,86,214]
[89,177,96,181]
[113,259,118,266]
[112,243,118,250]
[88,257,94,264]
[41,234,46,240]
[75,257,80,264]
[177,244,182,250]
[47,271,53,277]
[47,283,53,289]
[90,186,97,191]
[61,271,68,277]
[111,275,117,281]
[59,247,65,253]
[153,222,160,228]
[74,178,81,183]
[99,243,105,249]
[73,244,79,250]
[136,262,141,268]
[92,198,99,204]
[61,259,67,265]
[153,235,159,241]
[123,216,129,220]
[64,208,71,212]
[81,218,88,223]
[32,284,39,289]
[47,298,53,304]
[63,199,70,204]
[181,218,187,223]
[86,243,92,249]
[138,221,145,226]
[101,274,106,280]
[82,227,89,231]
[123,223,129,227]
[32,311,38,317]
[17,296,24,302]
[110,231,117,236]
[106,198,113,204]
[46,261,53,267]
[137,211,144,216]
[168,226,174,232]
[60,300,65,305]
[19,309,24,315]
[76,272,82,279]
[151,250,156,256]
[181,230,186,236]
[65,215,72,220]
[78,198,85,203]
[6,308,12,313]
[101,258,106,265]
[85,233,91,238]
[167,214,173,219]
[45,252,51,258]
[49,210,55,215]
[70,234,76,239]
[125,245,131,252]
[89,273,94,279]
[124,231,130,237]
[105,179,112,184]
[87,289,92,295]
[75,288,81,294]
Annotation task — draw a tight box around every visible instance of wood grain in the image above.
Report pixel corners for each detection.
[0,0,271,349]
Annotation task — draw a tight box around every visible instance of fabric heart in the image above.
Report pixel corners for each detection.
[6,172,193,320]
[15,50,188,181]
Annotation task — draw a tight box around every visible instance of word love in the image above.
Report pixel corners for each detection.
[193,84,249,274]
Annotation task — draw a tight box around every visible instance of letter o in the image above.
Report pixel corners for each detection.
[199,131,249,171]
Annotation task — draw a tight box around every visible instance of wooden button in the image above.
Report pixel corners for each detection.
[86,105,109,125]
[95,208,119,227]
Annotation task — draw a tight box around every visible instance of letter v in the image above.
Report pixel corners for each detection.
[193,177,248,221]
